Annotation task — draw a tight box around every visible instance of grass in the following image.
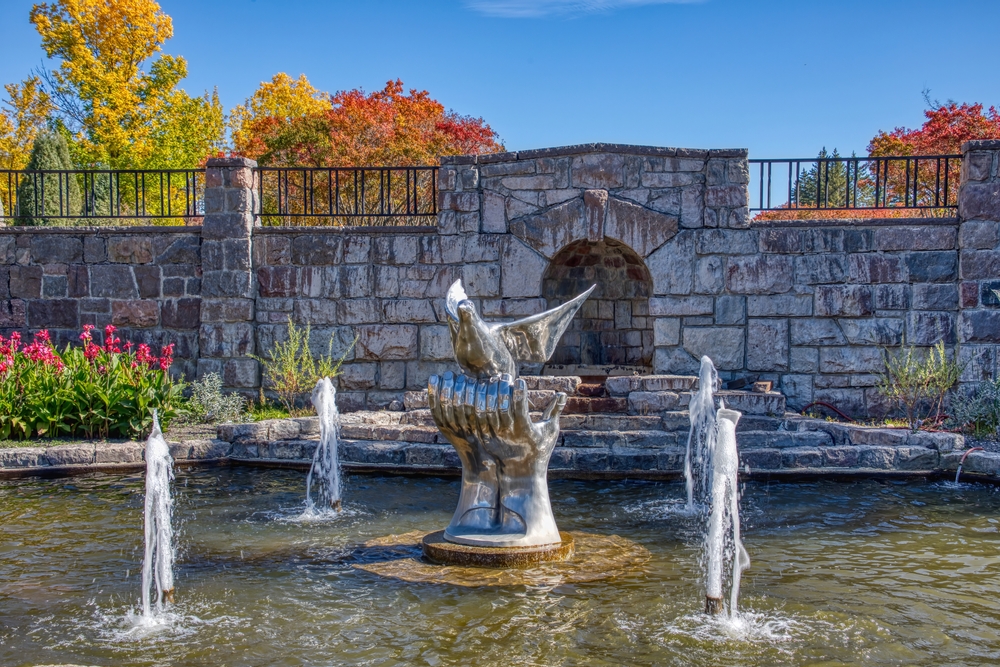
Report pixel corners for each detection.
[249,403,292,421]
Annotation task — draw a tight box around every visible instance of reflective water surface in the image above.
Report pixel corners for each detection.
[2,468,999,666]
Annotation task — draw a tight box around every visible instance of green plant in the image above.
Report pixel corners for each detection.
[16,130,81,225]
[182,372,249,424]
[0,325,183,440]
[252,318,355,416]
[877,341,963,431]
[948,379,1000,437]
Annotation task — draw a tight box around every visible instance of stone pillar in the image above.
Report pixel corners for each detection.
[198,157,259,393]
[958,140,1000,385]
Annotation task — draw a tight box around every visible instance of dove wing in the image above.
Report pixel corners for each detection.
[495,285,596,363]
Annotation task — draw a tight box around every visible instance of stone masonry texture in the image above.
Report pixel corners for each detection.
[3,143,999,417]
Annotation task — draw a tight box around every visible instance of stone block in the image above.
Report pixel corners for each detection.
[714,391,785,416]
[383,299,437,324]
[695,256,724,293]
[838,318,904,346]
[570,153,625,189]
[790,319,846,345]
[43,444,95,466]
[461,263,500,297]
[960,249,1000,280]
[650,296,714,316]
[875,226,956,251]
[0,447,44,468]
[725,255,793,294]
[653,317,681,345]
[682,327,744,369]
[789,347,819,373]
[0,299,27,327]
[403,390,429,410]
[906,251,957,283]
[815,285,873,317]
[223,358,259,388]
[200,322,255,358]
[374,236,419,266]
[959,182,1000,221]
[420,325,454,361]
[647,232,695,295]
[107,236,152,263]
[155,235,200,264]
[746,318,788,371]
[202,270,253,299]
[793,254,847,284]
[509,198,587,259]
[31,235,82,263]
[740,448,781,470]
[705,184,747,208]
[874,284,909,310]
[912,284,958,311]
[780,447,823,468]
[9,266,42,298]
[93,442,143,464]
[199,298,248,325]
[291,234,342,264]
[695,229,757,254]
[111,300,159,327]
[960,310,1000,343]
[746,294,812,317]
[759,229,804,253]
[41,275,67,298]
[26,299,78,328]
[356,324,418,360]
[819,346,884,374]
[907,311,956,345]
[848,427,908,446]
[627,391,681,413]
[605,196,678,257]
[959,221,998,249]
[821,447,860,468]
[257,266,297,298]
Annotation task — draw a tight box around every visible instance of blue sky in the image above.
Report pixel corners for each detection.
[2,0,998,157]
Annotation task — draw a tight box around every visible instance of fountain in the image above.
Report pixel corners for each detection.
[141,410,174,618]
[423,279,594,565]
[685,357,750,616]
[306,377,342,513]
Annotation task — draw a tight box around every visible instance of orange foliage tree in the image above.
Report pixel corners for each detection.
[234,78,503,167]
[756,102,1000,221]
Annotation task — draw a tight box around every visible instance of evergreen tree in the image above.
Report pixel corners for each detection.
[16,130,81,225]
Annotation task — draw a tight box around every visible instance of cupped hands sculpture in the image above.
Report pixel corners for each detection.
[428,280,593,548]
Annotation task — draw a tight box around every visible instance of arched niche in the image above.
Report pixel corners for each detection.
[541,238,653,370]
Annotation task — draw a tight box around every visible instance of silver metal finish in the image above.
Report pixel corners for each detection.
[429,280,594,547]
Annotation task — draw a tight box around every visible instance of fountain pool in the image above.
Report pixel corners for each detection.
[2,467,1000,666]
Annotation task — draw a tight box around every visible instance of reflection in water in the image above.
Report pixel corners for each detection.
[2,470,1000,666]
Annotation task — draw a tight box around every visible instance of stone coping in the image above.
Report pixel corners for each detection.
[0,225,201,234]
[441,144,748,165]
[255,224,438,235]
[2,417,993,483]
[751,217,959,228]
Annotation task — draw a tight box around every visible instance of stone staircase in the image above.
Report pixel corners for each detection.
[221,375,789,475]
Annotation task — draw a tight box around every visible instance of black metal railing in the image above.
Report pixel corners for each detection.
[256,166,438,226]
[749,155,961,215]
[0,169,204,224]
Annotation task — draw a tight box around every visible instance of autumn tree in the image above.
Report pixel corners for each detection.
[29,0,223,169]
[234,78,503,167]
[868,101,1000,156]
[0,77,54,171]
[229,73,329,160]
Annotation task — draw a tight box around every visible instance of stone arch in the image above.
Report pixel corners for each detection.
[541,238,654,370]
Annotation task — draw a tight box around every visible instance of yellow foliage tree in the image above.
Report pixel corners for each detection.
[229,73,329,160]
[0,77,54,170]
[29,0,223,169]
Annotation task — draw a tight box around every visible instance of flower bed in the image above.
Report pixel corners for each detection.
[0,325,182,440]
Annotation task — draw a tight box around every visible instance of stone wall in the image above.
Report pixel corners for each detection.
[2,143,1000,419]
[0,227,202,377]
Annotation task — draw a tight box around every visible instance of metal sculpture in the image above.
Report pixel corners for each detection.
[428,280,594,547]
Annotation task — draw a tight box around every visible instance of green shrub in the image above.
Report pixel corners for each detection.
[16,131,82,226]
[0,325,183,440]
[948,379,1000,437]
[252,318,355,416]
[876,341,963,431]
[182,372,249,424]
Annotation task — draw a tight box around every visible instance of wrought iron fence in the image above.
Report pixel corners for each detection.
[749,155,961,216]
[0,169,204,225]
[256,166,438,226]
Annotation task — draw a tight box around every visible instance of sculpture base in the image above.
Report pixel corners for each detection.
[422,530,574,568]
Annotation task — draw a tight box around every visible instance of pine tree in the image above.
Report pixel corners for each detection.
[16,130,81,225]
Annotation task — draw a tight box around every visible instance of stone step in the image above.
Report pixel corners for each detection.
[564,396,628,414]
[606,375,698,396]
[714,391,786,416]
[561,430,683,449]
